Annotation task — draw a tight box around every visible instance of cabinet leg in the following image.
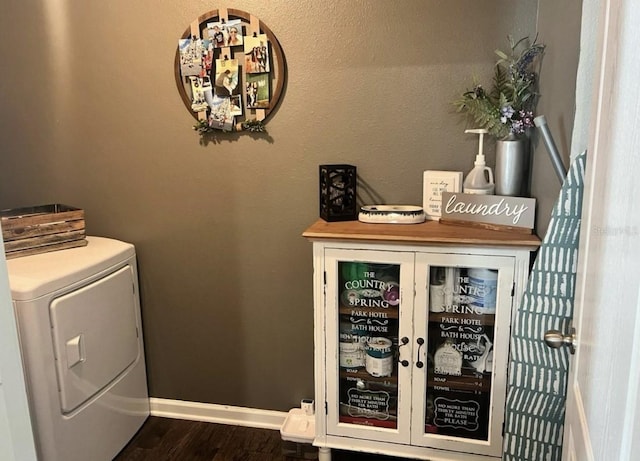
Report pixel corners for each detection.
[318,447,331,461]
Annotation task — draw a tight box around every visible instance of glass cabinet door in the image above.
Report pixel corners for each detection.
[412,253,515,457]
[324,249,414,444]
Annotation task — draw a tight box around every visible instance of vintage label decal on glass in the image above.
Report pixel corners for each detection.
[434,397,481,431]
[337,261,400,429]
[425,265,497,441]
[434,340,463,376]
[346,388,392,421]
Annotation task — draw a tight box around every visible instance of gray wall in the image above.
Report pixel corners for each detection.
[533,0,584,236]
[0,1,579,412]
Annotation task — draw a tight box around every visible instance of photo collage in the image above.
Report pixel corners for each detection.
[177,19,271,131]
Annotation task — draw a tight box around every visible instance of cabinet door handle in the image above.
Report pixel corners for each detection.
[416,337,425,368]
[398,337,409,367]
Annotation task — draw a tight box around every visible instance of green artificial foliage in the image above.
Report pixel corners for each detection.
[241,119,266,133]
[192,118,267,136]
[192,119,217,136]
[454,36,545,139]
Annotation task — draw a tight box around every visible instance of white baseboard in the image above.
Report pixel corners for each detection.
[149,398,288,430]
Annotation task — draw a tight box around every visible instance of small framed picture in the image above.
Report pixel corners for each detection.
[423,171,463,220]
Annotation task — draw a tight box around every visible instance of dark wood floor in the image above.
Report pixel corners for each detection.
[114,416,403,461]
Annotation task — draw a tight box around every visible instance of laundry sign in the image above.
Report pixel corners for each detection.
[440,192,536,230]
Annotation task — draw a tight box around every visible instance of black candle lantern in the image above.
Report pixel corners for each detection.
[319,164,357,222]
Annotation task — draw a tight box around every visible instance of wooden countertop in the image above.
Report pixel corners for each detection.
[303,219,541,248]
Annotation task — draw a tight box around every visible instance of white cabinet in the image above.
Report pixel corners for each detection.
[304,220,540,461]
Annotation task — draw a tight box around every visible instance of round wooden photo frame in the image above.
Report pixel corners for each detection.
[175,8,286,132]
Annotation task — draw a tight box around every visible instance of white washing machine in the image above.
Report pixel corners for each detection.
[7,236,149,461]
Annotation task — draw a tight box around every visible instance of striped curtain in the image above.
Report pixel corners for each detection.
[503,151,587,461]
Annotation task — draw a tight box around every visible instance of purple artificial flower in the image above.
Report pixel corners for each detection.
[500,105,515,124]
[519,110,534,128]
[510,119,525,134]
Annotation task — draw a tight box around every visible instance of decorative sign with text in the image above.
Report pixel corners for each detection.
[338,261,400,429]
[425,265,494,440]
[440,192,536,230]
[423,171,463,221]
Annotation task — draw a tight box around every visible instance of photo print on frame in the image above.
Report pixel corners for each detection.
[206,19,244,48]
[178,37,204,77]
[202,39,213,74]
[189,76,208,112]
[207,95,234,131]
[229,95,243,116]
[225,19,244,47]
[213,58,239,98]
[245,73,270,109]
[244,34,269,73]
[206,21,226,48]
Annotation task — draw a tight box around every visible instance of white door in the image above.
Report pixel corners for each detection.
[562,0,640,459]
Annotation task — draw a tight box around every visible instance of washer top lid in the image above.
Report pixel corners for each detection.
[6,236,135,300]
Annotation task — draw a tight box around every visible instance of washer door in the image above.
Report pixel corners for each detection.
[50,265,140,414]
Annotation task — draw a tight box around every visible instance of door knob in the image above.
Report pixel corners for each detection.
[544,327,576,355]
